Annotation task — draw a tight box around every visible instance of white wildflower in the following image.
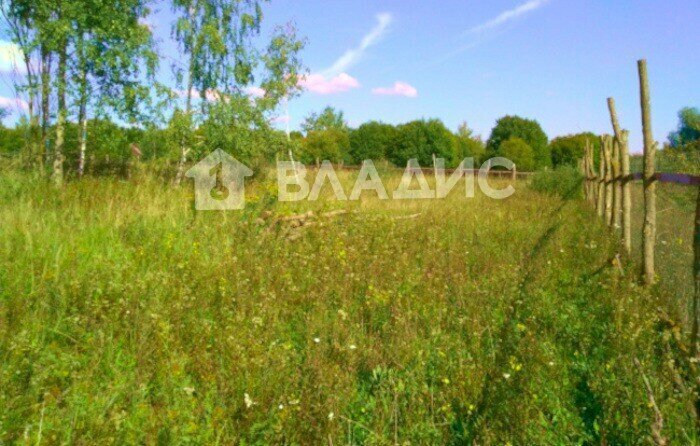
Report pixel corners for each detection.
[244,393,255,408]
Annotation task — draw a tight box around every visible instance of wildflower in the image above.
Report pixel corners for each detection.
[348,344,357,350]
[503,373,511,380]
[244,393,255,408]
[548,361,555,366]
[313,337,321,344]
[278,404,284,410]
[442,377,450,385]
[183,387,195,396]
[328,412,335,421]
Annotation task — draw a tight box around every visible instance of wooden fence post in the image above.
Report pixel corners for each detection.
[607,98,623,138]
[512,163,517,182]
[693,187,700,355]
[639,59,657,286]
[582,145,589,201]
[588,140,597,205]
[597,140,606,218]
[607,97,632,251]
[620,130,632,254]
[612,138,622,228]
[584,142,594,203]
[602,135,614,226]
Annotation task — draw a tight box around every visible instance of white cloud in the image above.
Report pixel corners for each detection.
[322,12,392,76]
[0,96,29,111]
[0,41,25,73]
[469,0,551,34]
[372,81,418,98]
[298,73,360,95]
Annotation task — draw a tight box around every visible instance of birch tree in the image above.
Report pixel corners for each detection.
[171,0,305,184]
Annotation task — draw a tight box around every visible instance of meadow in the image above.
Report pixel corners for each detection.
[0,165,697,445]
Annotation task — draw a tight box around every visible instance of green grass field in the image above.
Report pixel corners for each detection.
[0,168,697,444]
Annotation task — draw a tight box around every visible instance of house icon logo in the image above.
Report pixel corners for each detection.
[185,149,254,210]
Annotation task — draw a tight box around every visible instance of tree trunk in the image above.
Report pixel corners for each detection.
[612,138,622,229]
[41,45,51,167]
[173,81,194,186]
[78,102,87,177]
[602,135,613,226]
[596,140,606,218]
[692,187,700,356]
[53,45,67,187]
[639,59,656,286]
[77,35,88,177]
[21,51,39,167]
[174,26,196,187]
[620,130,632,254]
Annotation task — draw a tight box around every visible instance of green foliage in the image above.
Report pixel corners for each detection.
[0,126,26,155]
[529,165,583,199]
[388,119,455,167]
[0,169,695,443]
[549,132,599,168]
[301,106,348,134]
[487,115,550,170]
[197,98,282,174]
[452,121,486,165]
[499,137,535,171]
[349,121,397,163]
[667,107,700,148]
[300,129,351,163]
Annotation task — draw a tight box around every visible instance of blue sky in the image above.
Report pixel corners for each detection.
[1,0,698,152]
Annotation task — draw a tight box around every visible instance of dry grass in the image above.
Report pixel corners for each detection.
[0,167,696,444]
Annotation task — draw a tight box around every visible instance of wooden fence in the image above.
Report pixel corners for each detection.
[581,59,700,355]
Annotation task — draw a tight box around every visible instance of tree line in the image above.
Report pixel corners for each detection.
[0,0,697,179]
[0,0,304,184]
[294,106,600,171]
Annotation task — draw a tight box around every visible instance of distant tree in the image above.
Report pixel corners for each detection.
[171,0,305,183]
[301,106,347,133]
[453,121,486,165]
[668,107,700,149]
[550,132,600,168]
[487,115,549,169]
[388,119,454,167]
[349,121,396,163]
[499,137,535,172]
[0,122,25,154]
[301,129,351,164]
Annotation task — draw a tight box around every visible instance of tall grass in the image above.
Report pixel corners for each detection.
[0,168,696,444]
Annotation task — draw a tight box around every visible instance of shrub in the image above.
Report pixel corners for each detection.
[300,128,351,164]
[388,119,454,167]
[499,137,535,172]
[530,165,583,199]
[349,121,397,163]
[487,115,550,169]
[453,122,486,166]
[550,132,599,168]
